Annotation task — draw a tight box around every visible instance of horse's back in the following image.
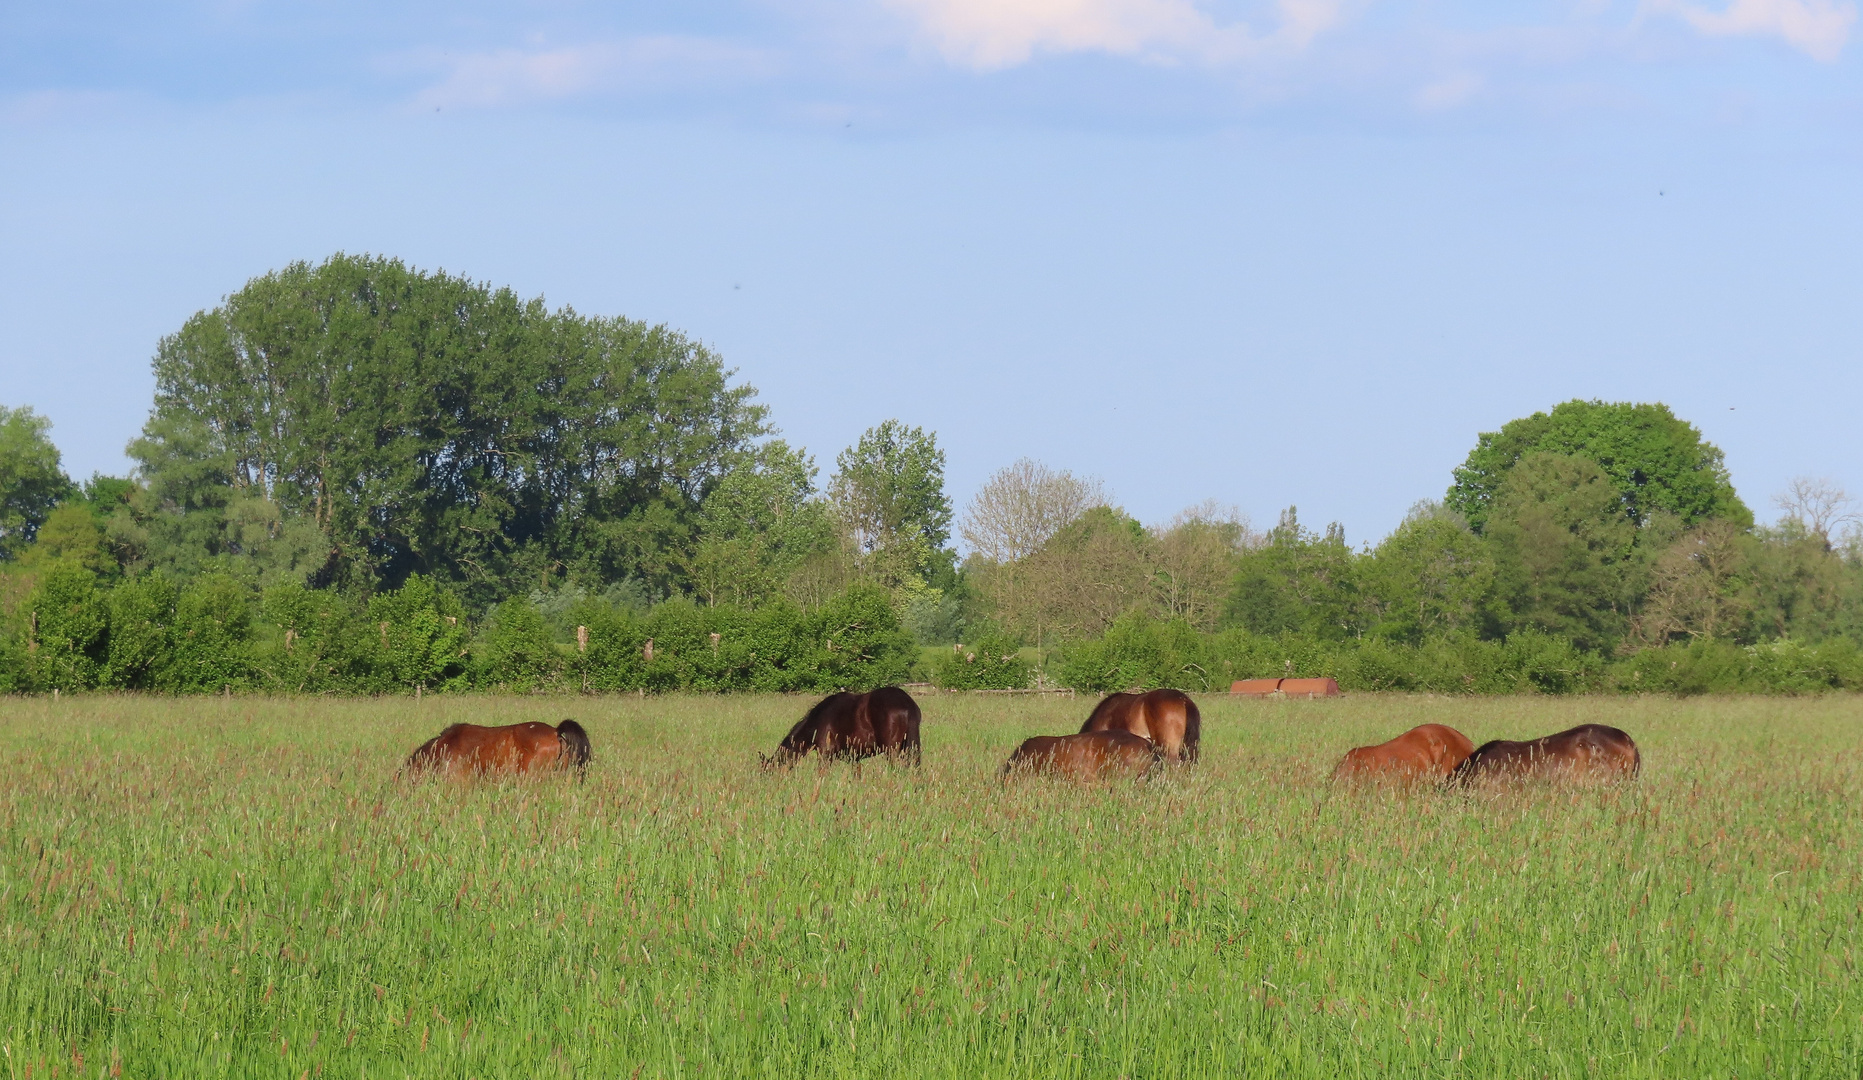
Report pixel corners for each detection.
[774,688,918,763]
[1335,723,1474,782]
[1456,724,1639,783]
[405,720,575,777]
[1082,690,1196,762]
[1079,693,1139,734]
[1005,730,1153,781]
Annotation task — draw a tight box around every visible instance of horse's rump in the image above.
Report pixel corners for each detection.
[767,687,922,766]
[1080,689,1199,763]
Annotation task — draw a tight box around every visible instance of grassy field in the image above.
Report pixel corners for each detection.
[1,692,1859,1078]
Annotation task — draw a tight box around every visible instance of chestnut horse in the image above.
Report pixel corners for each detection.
[1452,724,1640,785]
[1333,724,1475,784]
[1001,730,1158,783]
[1079,689,1200,763]
[404,720,592,779]
[763,686,922,766]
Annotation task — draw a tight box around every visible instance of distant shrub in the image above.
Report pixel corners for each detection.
[105,574,179,690]
[25,561,109,691]
[367,575,471,692]
[158,574,253,692]
[933,631,1031,690]
[478,596,563,693]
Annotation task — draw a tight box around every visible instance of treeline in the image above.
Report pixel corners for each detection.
[1,564,917,694]
[1057,614,1863,697]
[4,254,1862,697]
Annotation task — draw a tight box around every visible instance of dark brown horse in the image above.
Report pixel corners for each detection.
[1333,724,1475,784]
[1001,730,1158,782]
[763,686,922,766]
[1452,724,1640,785]
[1079,689,1200,763]
[404,720,592,778]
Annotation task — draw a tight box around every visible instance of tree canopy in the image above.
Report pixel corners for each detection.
[0,405,73,560]
[129,253,766,602]
[1447,400,1748,533]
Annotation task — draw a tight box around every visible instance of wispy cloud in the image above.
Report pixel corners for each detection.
[407,36,779,110]
[881,0,1346,69]
[1655,0,1856,60]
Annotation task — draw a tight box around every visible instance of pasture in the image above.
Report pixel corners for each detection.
[1,692,1859,1078]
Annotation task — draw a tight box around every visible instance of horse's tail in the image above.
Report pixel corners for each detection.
[556,720,593,773]
[1179,693,1202,764]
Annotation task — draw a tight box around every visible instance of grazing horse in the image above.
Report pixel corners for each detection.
[1452,724,1640,785]
[1079,689,1200,763]
[763,686,922,766]
[404,720,592,779]
[1333,724,1475,784]
[1001,730,1158,783]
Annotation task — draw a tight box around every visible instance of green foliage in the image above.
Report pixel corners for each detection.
[367,575,472,692]
[18,504,113,577]
[1448,399,1749,533]
[1617,637,1863,695]
[685,440,832,608]
[1057,613,1217,693]
[0,405,73,560]
[1358,506,1495,642]
[932,630,1031,690]
[104,574,179,690]
[477,596,563,692]
[829,420,953,585]
[159,574,253,691]
[1048,610,1863,696]
[24,562,108,690]
[130,253,766,602]
[1224,508,1359,639]
[1483,453,1639,651]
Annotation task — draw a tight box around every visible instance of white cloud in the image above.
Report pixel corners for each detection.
[883,0,1346,69]
[1659,0,1856,60]
[409,36,777,110]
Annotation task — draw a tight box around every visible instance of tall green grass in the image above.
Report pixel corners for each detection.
[1,693,1859,1077]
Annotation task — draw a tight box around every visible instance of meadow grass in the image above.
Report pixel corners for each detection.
[0,692,1859,1078]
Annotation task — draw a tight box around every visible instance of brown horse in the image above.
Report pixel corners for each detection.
[1333,724,1475,784]
[1079,689,1200,763]
[763,686,922,766]
[1001,730,1158,782]
[404,720,592,778]
[1452,724,1640,785]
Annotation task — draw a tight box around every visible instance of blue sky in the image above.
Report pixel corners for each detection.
[2,0,1860,545]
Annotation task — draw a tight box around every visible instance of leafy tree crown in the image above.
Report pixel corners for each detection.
[1447,400,1748,533]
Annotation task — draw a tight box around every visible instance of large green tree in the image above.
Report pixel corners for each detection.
[1223,508,1361,639]
[1484,453,1640,651]
[685,440,833,608]
[1448,400,1748,533]
[130,254,766,602]
[827,420,953,586]
[0,405,73,560]
[1359,504,1496,643]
